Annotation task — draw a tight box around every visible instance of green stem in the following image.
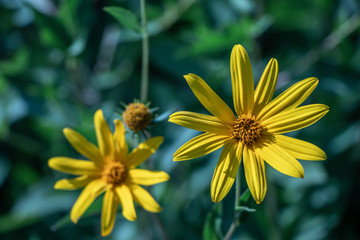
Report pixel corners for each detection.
[140,0,149,102]
[223,164,242,240]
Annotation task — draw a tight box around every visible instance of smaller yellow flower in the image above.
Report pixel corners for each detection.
[123,102,152,132]
[49,109,169,236]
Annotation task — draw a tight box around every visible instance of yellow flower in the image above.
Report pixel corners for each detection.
[49,109,169,236]
[169,44,328,204]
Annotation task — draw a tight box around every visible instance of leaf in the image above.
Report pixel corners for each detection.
[104,6,141,32]
[34,10,72,50]
[152,107,179,123]
[235,206,256,213]
[237,189,254,223]
[239,189,251,205]
[203,203,223,240]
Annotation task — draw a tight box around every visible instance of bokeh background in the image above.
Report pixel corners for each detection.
[1,0,360,239]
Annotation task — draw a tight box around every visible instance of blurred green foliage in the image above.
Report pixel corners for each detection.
[0,0,360,239]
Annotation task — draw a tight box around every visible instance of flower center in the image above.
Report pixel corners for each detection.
[102,162,127,185]
[122,103,152,132]
[232,114,263,146]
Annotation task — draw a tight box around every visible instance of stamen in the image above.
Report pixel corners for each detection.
[102,162,127,185]
[232,114,263,146]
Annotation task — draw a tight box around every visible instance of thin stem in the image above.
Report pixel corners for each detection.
[224,164,242,240]
[140,0,149,102]
[234,164,241,209]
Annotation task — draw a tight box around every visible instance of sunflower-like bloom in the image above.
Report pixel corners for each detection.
[169,44,328,204]
[49,110,169,236]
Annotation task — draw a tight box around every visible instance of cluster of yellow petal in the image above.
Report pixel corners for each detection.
[48,110,169,236]
[169,44,328,204]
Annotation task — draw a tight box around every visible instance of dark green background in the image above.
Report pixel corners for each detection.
[0,0,359,239]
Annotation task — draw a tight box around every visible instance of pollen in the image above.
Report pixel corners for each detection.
[123,103,152,132]
[232,114,263,146]
[102,162,127,185]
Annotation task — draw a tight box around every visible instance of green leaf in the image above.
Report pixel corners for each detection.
[34,10,72,50]
[0,49,29,76]
[237,189,254,223]
[235,206,256,213]
[203,203,223,240]
[104,6,141,32]
[239,189,252,206]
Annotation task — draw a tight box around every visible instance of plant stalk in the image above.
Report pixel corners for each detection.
[223,164,242,240]
[140,0,149,102]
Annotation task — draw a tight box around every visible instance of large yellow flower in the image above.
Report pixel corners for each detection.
[49,109,169,236]
[169,44,328,204]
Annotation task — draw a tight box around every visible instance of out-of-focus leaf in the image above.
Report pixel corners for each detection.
[0,179,75,233]
[152,107,178,123]
[57,0,82,36]
[34,9,72,50]
[104,6,141,32]
[0,49,29,76]
[68,35,86,57]
[203,202,223,240]
[0,157,11,187]
[0,81,28,138]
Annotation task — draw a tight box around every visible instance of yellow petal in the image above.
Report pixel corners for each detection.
[173,133,231,161]
[94,109,114,158]
[63,128,102,166]
[48,157,99,175]
[113,120,128,162]
[243,148,267,204]
[275,135,327,160]
[54,175,94,190]
[262,104,329,134]
[101,189,118,236]
[128,169,169,186]
[211,141,243,203]
[70,179,108,223]
[184,73,235,125]
[254,139,304,178]
[230,44,254,115]
[257,77,318,121]
[253,58,279,115]
[115,184,137,221]
[169,111,231,135]
[129,184,162,212]
[126,136,163,168]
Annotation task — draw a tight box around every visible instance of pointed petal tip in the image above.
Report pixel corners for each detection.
[125,215,137,222]
[48,158,56,168]
[54,182,62,189]
[70,215,79,224]
[94,109,104,120]
[113,119,121,124]
[63,127,71,135]
[233,44,245,50]
[183,73,193,80]
[95,109,103,115]
[162,172,170,181]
